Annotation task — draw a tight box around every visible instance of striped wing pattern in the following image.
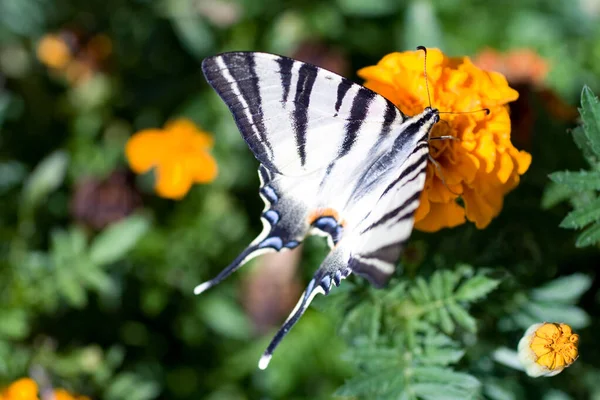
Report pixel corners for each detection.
[201,51,404,176]
[196,51,440,369]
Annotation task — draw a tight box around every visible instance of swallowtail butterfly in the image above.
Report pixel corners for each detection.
[195,48,442,369]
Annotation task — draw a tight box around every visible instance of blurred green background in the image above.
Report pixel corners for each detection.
[1,0,600,399]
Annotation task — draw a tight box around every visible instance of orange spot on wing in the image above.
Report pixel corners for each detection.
[307,207,345,226]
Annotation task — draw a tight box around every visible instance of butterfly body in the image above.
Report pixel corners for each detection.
[196,51,439,368]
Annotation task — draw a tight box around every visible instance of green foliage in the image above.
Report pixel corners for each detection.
[547,87,600,246]
[329,267,498,399]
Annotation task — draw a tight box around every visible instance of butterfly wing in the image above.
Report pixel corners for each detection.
[201,51,405,176]
[195,52,407,294]
[348,140,430,287]
[197,51,438,369]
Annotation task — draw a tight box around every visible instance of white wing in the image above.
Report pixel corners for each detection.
[201,51,405,176]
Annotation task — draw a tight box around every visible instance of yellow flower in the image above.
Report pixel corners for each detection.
[0,378,39,400]
[37,34,72,69]
[517,322,579,377]
[53,389,90,400]
[358,48,531,231]
[125,118,218,199]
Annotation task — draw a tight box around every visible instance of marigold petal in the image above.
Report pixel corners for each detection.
[4,378,39,400]
[154,159,194,199]
[462,187,503,229]
[413,200,465,232]
[165,118,214,148]
[190,151,218,183]
[125,130,166,174]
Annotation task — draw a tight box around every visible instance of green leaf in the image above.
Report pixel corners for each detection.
[549,170,600,191]
[412,366,480,389]
[430,271,445,300]
[21,150,69,212]
[524,303,590,329]
[454,275,500,302]
[446,301,477,333]
[560,197,600,228]
[166,0,214,60]
[580,85,600,157]
[402,0,443,50]
[89,214,151,266]
[335,369,404,397]
[541,182,574,209]
[575,220,600,247]
[571,126,597,165]
[198,294,252,340]
[438,306,455,335]
[531,273,592,304]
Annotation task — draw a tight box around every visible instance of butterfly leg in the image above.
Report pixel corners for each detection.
[258,247,351,369]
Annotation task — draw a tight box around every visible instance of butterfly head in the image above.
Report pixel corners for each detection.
[424,106,440,124]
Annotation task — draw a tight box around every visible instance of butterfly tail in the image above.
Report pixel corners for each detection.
[193,243,269,295]
[258,249,352,369]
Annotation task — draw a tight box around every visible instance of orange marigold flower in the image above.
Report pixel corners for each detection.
[518,322,579,377]
[473,48,549,86]
[125,118,218,199]
[53,389,91,400]
[0,378,39,400]
[358,48,531,231]
[37,34,72,69]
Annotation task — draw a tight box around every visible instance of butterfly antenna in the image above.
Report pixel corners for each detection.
[416,46,432,109]
[439,108,491,116]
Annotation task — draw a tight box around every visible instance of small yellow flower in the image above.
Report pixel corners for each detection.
[37,34,72,69]
[0,378,39,400]
[125,118,218,199]
[358,48,532,231]
[53,389,91,400]
[518,322,579,377]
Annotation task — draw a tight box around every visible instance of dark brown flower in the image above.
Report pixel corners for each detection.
[70,170,142,230]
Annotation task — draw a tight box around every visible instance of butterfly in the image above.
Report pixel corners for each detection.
[195,48,441,369]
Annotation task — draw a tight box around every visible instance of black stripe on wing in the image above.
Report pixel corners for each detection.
[339,88,377,158]
[202,51,407,176]
[293,64,318,166]
[202,53,277,170]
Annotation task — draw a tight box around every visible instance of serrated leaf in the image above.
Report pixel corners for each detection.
[415,277,433,303]
[560,197,600,228]
[575,220,600,247]
[580,86,600,157]
[441,270,459,297]
[548,170,600,191]
[571,126,597,165]
[412,366,480,389]
[430,271,444,300]
[89,214,151,266]
[437,306,455,335]
[455,275,500,302]
[420,347,465,367]
[334,369,405,397]
[446,301,477,333]
[541,182,574,209]
[412,383,478,400]
[531,273,592,304]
